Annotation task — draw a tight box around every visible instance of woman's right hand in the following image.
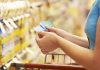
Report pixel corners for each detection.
[46,27,68,39]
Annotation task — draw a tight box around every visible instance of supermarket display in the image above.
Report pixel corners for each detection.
[0,0,94,70]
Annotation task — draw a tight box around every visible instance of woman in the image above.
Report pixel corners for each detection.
[36,0,100,70]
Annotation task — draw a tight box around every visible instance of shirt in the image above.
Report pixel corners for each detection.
[85,0,100,49]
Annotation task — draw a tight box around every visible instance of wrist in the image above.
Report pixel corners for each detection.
[55,35,64,48]
[56,30,69,39]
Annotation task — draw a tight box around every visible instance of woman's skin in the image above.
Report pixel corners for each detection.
[46,27,89,48]
[36,17,100,70]
[94,17,100,70]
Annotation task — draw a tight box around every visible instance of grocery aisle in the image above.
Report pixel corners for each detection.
[0,0,94,70]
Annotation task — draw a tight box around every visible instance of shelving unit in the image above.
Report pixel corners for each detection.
[0,0,43,69]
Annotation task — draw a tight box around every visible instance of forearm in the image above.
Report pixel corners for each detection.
[62,33,89,48]
[57,36,94,70]
[47,27,88,48]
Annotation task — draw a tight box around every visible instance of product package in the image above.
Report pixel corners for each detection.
[34,20,53,32]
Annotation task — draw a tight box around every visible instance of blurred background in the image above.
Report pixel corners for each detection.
[0,0,95,69]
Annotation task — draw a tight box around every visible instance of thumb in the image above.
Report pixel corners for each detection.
[35,31,47,42]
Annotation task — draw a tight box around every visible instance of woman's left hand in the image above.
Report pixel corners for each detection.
[36,31,59,54]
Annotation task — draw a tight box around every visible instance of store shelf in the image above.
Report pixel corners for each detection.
[0,0,45,68]
[19,26,29,37]
[21,41,30,49]
[1,44,20,63]
[1,41,30,64]
[2,29,20,44]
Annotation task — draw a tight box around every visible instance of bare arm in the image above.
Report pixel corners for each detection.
[36,29,93,70]
[56,35,93,70]
[47,27,89,48]
[94,17,100,70]
[62,32,89,48]
[36,16,100,70]
[56,17,100,70]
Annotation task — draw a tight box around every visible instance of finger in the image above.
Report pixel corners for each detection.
[46,27,56,32]
[38,31,47,36]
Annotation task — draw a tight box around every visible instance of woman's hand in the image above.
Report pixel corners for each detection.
[36,31,59,54]
[46,27,68,39]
